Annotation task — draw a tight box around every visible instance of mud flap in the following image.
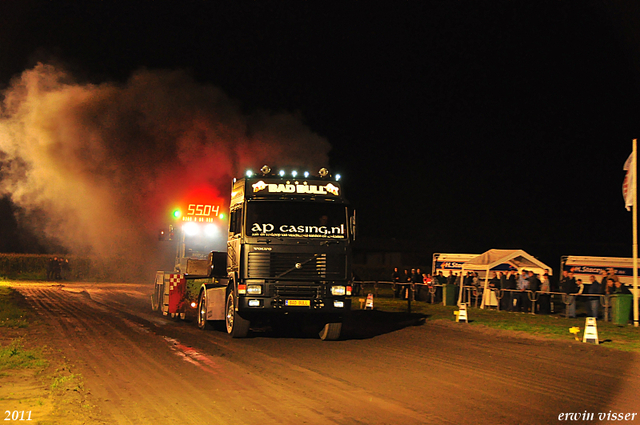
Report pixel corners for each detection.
[204,286,226,321]
[160,273,186,315]
[151,271,164,311]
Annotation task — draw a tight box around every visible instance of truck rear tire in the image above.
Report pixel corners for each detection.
[197,291,212,330]
[225,290,250,338]
[319,322,342,341]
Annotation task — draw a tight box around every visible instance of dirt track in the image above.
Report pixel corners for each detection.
[8,282,640,424]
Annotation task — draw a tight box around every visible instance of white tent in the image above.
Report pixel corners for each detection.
[457,249,553,308]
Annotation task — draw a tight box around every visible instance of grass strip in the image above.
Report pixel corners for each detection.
[0,286,29,328]
[0,338,48,371]
[360,293,640,352]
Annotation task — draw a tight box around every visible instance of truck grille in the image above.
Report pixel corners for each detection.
[272,285,322,298]
[248,252,345,280]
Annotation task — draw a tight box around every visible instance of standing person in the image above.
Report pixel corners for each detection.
[489,272,499,289]
[410,268,421,301]
[515,271,529,312]
[539,272,551,314]
[585,275,600,318]
[402,269,411,299]
[528,271,540,292]
[498,272,509,311]
[392,267,401,298]
[560,270,578,318]
[52,257,62,280]
[463,271,473,288]
[46,257,56,281]
[412,268,422,285]
[607,268,620,284]
[420,272,432,302]
[60,258,70,280]
[435,271,446,303]
[507,271,517,311]
[565,275,580,318]
[613,280,632,294]
[528,271,540,313]
[599,269,609,294]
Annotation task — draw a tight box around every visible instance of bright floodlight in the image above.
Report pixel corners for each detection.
[304,171,310,178]
[183,222,199,236]
[204,223,218,237]
[335,174,341,181]
[279,170,285,177]
[292,170,298,178]
[246,170,253,178]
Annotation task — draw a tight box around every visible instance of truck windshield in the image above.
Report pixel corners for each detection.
[247,201,347,239]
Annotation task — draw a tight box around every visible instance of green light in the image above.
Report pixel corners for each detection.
[173,209,182,219]
[219,213,226,220]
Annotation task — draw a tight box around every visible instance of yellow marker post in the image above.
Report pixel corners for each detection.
[569,327,580,341]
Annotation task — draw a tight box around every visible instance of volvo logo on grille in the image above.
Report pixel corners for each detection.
[295,263,302,269]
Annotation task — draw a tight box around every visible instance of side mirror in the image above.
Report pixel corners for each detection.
[209,251,228,278]
[349,210,357,241]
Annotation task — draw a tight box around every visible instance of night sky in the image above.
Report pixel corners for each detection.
[1,1,640,268]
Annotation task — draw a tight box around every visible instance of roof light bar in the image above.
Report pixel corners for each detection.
[250,165,341,181]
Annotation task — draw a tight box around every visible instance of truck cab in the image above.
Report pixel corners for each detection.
[221,166,355,340]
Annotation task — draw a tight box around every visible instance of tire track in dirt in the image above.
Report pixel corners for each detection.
[106,286,635,424]
[23,285,425,424]
[23,287,192,423]
[17,283,639,425]
[19,286,250,424]
[84,284,449,424]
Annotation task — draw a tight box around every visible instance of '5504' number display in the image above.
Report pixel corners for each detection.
[187,204,219,217]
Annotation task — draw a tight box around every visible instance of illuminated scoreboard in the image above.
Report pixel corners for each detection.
[174,203,222,223]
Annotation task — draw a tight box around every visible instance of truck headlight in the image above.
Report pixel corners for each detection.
[331,286,346,296]
[247,284,263,295]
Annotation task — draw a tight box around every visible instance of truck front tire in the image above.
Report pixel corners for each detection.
[225,290,250,338]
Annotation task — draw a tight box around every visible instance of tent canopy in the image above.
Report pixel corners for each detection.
[462,249,552,275]
[459,249,553,308]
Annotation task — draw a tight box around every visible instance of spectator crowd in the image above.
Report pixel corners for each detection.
[389,266,633,320]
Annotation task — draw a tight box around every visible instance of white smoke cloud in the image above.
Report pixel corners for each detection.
[0,63,330,269]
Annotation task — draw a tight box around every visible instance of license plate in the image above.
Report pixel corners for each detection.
[285,299,310,307]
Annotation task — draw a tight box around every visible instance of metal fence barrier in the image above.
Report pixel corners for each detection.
[352,281,616,320]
